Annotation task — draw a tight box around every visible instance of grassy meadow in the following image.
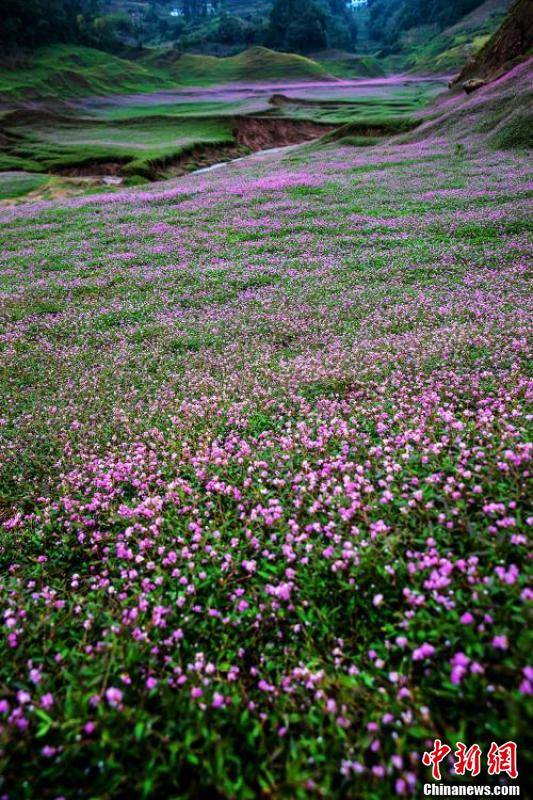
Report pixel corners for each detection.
[0,1,510,199]
[0,31,489,197]
[0,63,446,189]
[0,45,333,105]
[0,56,531,795]
[0,0,531,793]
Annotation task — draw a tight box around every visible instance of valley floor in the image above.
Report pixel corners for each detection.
[0,126,531,797]
[0,74,445,195]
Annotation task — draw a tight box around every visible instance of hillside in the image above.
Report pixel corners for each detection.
[410,0,533,150]
[0,58,531,796]
[142,46,333,84]
[0,0,531,795]
[224,0,271,17]
[0,72,446,184]
[410,56,532,149]
[311,49,385,78]
[404,0,515,73]
[0,45,172,105]
[453,0,533,82]
[0,45,333,106]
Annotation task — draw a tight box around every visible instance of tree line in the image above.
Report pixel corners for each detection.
[1,0,488,53]
[367,0,487,47]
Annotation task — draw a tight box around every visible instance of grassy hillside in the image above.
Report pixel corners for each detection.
[0,110,236,177]
[410,57,533,151]
[142,46,333,85]
[453,0,533,83]
[312,50,386,78]
[0,68,530,797]
[0,170,49,200]
[405,0,515,73]
[266,79,444,127]
[0,45,333,106]
[0,45,173,105]
[0,74,447,182]
[0,42,446,187]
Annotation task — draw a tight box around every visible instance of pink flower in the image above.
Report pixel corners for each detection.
[450,652,470,685]
[29,669,42,684]
[492,635,508,650]
[105,687,123,708]
[519,667,533,695]
[40,693,54,710]
[258,679,275,693]
[412,643,435,661]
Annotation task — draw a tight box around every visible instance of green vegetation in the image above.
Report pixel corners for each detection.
[488,111,533,150]
[269,81,443,127]
[0,111,235,177]
[0,171,48,199]
[0,42,446,190]
[265,0,358,53]
[0,3,530,795]
[316,52,385,78]
[141,46,332,84]
[367,0,501,49]
[404,2,513,73]
[317,114,417,143]
[0,45,333,106]
[0,75,445,185]
[0,45,173,104]
[0,88,530,797]
[1,0,114,49]
[0,2,517,199]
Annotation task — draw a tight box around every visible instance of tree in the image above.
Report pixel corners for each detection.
[266,0,358,53]
[287,11,328,51]
[367,0,486,47]
[1,0,102,48]
[218,12,246,44]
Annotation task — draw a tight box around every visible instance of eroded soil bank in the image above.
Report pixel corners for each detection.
[53,116,334,182]
[234,115,333,150]
[159,117,333,178]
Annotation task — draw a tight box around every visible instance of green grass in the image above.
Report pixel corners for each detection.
[315,115,419,147]
[488,111,533,150]
[0,113,235,177]
[316,53,385,79]
[0,45,173,104]
[0,122,530,798]
[0,171,49,200]
[97,100,247,121]
[141,46,332,86]
[0,45,333,106]
[0,47,446,183]
[404,8,510,73]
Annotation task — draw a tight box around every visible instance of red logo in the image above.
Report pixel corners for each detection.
[422,739,451,780]
[422,740,518,780]
[454,742,482,777]
[487,741,518,779]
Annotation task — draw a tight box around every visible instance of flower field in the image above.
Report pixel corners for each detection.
[0,104,531,797]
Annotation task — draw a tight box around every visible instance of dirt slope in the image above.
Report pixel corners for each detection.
[453,0,533,84]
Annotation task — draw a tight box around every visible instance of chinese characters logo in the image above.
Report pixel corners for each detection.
[422,739,518,780]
